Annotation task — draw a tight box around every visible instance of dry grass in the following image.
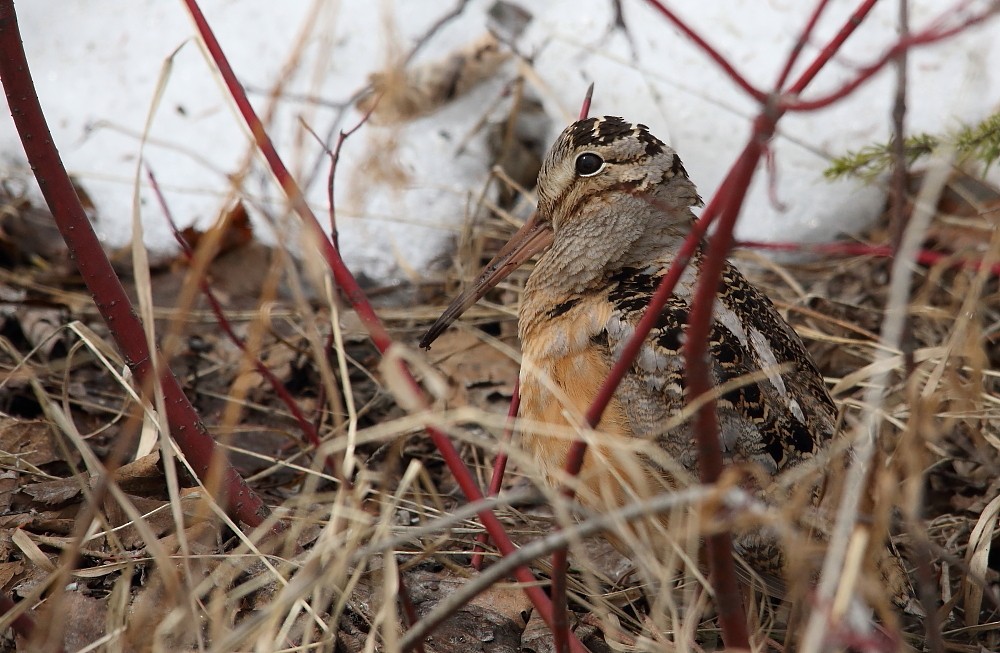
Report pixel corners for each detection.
[3,163,1000,652]
[3,4,1000,650]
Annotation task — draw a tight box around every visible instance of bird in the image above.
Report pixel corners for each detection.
[420,115,910,609]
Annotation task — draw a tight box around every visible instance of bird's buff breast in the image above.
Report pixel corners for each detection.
[517,314,672,511]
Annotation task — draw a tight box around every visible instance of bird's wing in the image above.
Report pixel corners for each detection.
[597,262,837,477]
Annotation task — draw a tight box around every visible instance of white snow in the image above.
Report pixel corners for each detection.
[1,1,997,286]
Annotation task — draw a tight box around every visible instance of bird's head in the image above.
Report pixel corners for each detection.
[420,116,700,349]
[536,116,701,233]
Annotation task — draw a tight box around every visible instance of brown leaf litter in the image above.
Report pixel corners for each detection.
[2,155,1000,652]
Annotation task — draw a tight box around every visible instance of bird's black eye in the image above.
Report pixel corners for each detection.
[574,152,604,177]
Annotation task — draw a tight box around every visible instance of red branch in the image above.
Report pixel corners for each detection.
[397,570,426,653]
[471,379,520,571]
[181,2,585,650]
[644,1,767,103]
[0,0,274,530]
[554,0,932,647]
[181,0,392,353]
[314,102,377,250]
[785,0,879,95]
[782,1,998,109]
[772,0,833,90]
[550,85,601,653]
[738,240,1000,277]
[682,115,774,649]
[145,166,331,459]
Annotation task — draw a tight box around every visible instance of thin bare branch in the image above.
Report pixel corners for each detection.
[0,0,274,531]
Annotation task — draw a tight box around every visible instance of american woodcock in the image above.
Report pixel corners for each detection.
[420,115,910,606]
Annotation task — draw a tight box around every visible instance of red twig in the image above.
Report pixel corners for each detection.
[773,0,833,90]
[578,82,595,120]
[471,379,520,571]
[554,1,900,647]
[683,113,775,649]
[182,0,392,353]
[550,81,603,653]
[301,101,374,464]
[737,240,1000,277]
[0,0,275,531]
[146,165,334,461]
[306,102,377,250]
[785,0,879,95]
[782,1,998,109]
[643,0,768,103]
[397,569,426,653]
[181,2,584,650]
[550,548,570,653]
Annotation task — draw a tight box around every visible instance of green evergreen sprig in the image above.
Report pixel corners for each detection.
[825,111,1000,180]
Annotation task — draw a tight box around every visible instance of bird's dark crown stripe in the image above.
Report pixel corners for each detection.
[593,116,633,144]
[567,117,602,150]
[567,116,667,158]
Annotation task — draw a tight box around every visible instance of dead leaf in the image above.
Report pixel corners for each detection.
[0,189,67,265]
[53,591,108,653]
[100,490,209,550]
[15,305,65,358]
[198,241,278,305]
[179,201,253,256]
[112,451,166,495]
[426,330,518,409]
[0,418,63,467]
[0,560,24,592]
[21,476,86,506]
[0,470,16,514]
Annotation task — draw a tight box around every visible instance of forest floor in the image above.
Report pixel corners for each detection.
[1,169,999,652]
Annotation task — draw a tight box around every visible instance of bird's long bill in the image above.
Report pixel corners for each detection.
[419,212,554,349]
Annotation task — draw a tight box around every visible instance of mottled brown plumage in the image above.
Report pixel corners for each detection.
[421,115,910,607]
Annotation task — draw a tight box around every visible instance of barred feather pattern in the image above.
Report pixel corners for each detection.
[510,116,912,607]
